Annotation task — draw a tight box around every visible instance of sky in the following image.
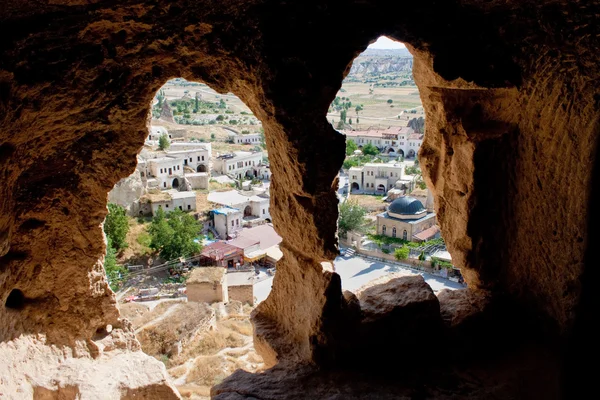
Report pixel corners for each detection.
[367,36,405,49]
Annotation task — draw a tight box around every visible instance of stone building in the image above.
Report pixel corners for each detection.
[140,189,197,216]
[186,267,228,304]
[208,190,272,236]
[376,196,437,242]
[229,132,262,145]
[227,271,255,305]
[213,151,264,179]
[348,162,404,193]
[343,126,423,157]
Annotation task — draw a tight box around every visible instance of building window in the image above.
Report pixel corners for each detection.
[382,225,386,235]
[163,182,166,188]
[187,205,191,210]
[179,206,182,210]
[392,227,396,238]
[232,220,234,227]
[262,209,265,214]
[202,156,205,161]
[189,157,192,162]
[236,219,239,226]
[165,204,169,208]
[403,230,407,241]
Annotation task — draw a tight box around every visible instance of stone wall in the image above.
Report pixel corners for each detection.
[187,283,227,304]
[0,0,598,398]
[228,285,254,306]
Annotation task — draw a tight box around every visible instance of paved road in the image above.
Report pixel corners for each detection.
[254,255,464,304]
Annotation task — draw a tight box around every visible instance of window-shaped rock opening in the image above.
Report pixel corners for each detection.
[105,78,271,397]
[334,36,465,296]
[5,289,25,310]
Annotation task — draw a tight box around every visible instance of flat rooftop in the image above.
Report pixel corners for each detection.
[227,271,254,286]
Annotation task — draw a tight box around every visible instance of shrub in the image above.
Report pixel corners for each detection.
[394,247,409,261]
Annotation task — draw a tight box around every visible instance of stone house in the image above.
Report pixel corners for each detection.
[349,162,404,193]
[186,267,228,304]
[376,196,437,242]
[141,190,197,216]
[213,151,264,179]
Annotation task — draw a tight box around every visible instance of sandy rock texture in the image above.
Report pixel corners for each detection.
[0,334,179,399]
[0,0,598,398]
[108,169,146,215]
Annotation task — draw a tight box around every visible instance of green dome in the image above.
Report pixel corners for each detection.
[388,196,425,215]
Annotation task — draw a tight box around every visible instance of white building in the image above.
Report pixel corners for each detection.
[348,162,404,194]
[141,190,197,216]
[208,190,271,238]
[342,126,424,158]
[212,207,243,240]
[137,142,211,190]
[166,143,211,173]
[147,126,169,143]
[213,151,263,179]
[229,132,262,145]
[146,156,185,190]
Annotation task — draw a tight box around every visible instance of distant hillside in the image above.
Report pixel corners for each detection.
[348,48,413,78]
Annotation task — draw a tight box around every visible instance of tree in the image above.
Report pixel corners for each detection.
[346,139,358,155]
[218,98,226,109]
[362,143,379,156]
[104,237,128,292]
[158,133,170,150]
[338,200,367,237]
[340,109,347,123]
[195,93,200,112]
[348,118,352,124]
[216,115,224,121]
[394,247,409,261]
[104,203,129,250]
[149,208,201,261]
[387,99,393,104]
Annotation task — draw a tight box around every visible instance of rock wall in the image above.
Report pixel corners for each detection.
[0,0,598,398]
[108,169,146,215]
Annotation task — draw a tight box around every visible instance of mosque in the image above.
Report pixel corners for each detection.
[376,192,439,242]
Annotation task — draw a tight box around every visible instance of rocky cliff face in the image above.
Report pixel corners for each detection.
[108,169,146,215]
[349,56,413,77]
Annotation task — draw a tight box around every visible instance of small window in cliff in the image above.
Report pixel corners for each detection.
[334,36,465,292]
[5,289,25,310]
[104,78,268,396]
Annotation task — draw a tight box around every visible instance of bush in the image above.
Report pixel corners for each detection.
[394,247,409,261]
[382,248,391,254]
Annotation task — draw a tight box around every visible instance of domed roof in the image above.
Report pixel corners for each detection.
[388,196,425,215]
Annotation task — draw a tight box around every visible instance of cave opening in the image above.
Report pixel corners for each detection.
[333,36,464,299]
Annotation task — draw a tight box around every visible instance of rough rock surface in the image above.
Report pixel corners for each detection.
[108,169,146,215]
[0,0,598,398]
[0,334,179,399]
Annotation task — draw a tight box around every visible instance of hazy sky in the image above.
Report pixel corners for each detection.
[367,36,405,49]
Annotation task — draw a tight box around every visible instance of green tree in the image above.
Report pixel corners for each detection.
[210,133,216,140]
[158,133,170,150]
[216,115,224,121]
[362,143,379,156]
[346,139,358,155]
[149,208,202,260]
[195,93,200,112]
[340,109,347,123]
[387,99,393,104]
[104,237,128,292]
[333,96,340,106]
[348,118,352,124]
[338,200,367,237]
[104,203,129,250]
[394,247,409,260]
[219,99,226,109]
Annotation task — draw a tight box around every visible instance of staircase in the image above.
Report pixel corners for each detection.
[344,248,356,257]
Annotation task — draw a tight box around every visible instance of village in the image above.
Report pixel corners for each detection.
[104,42,465,398]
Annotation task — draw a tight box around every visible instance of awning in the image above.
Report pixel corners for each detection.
[244,249,267,262]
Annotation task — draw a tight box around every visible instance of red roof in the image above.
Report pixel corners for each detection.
[413,225,440,242]
[201,242,243,260]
